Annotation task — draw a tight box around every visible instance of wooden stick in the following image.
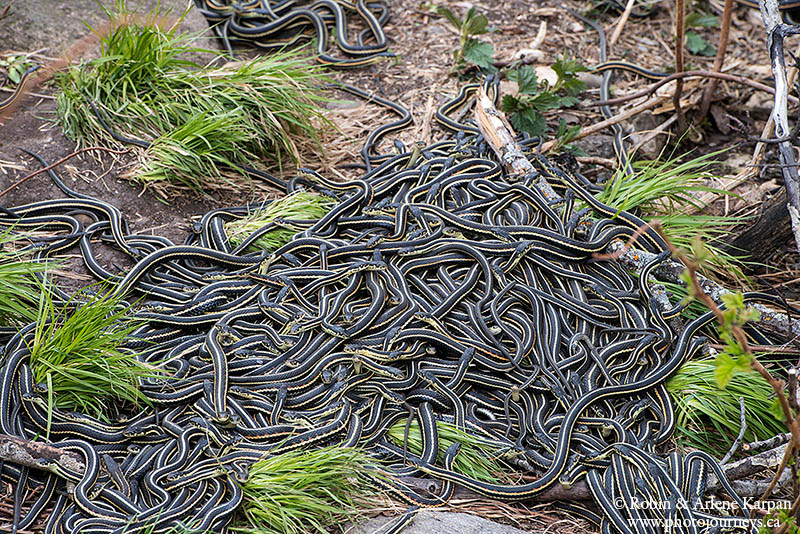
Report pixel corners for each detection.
[609,0,636,48]
[474,87,558,200]
[541,96,667,153]
[699,0,735,119]
[0,434,85,475]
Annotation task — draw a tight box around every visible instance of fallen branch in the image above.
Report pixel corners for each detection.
[605,239,800,340]
[759,0,800,256]
[540,96,667,153]
[474,86,558,200]
[590,70,800,107]
[0,434,85,475]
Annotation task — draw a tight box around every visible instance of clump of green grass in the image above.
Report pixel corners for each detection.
[224,192,335,252]
[597,149,746,281]
[667,358,785,455]
[233,447,374,534]
[56,2,330,198]
[387,419,514,483]
[27,286,155,420]
[0,228,53,326]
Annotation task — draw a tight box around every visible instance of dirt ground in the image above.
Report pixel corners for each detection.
[0,0,798,531]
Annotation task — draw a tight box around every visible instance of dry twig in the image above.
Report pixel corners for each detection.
[699,0,735,119]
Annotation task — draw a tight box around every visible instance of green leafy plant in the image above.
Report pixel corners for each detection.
[387,419,514,483]
[56,2,330,199]
[27,286,156,420]
[0,228,53,326]
[435,5,495,72]
[233,447,375,534]
[0,54,33,84]
[708,291,761,388]
[597,149,746,280]
[658,229,786,461]
[667,358,784,455]
[500,58,586,138]
[685,10,719,56]
[223,192,335,253]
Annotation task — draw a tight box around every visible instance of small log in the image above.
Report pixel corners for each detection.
[606,239,800,340]
[707,442,789,491]
[0,434,85,475]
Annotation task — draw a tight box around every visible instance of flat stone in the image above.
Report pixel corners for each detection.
[350,511,534,534]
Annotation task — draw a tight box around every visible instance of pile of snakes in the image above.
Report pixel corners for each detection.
[193,0,393,68]
[0,85,776,534]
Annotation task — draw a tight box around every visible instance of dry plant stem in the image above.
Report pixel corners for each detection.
[540,96,667,153]
[721,397,747,465]
[609,0,636,48]
[698,0,734,119]
[0,147,129,199]
[592,70,799,107]
[0,2,12,22]
[673,0,687,133]
[759,0,800,256]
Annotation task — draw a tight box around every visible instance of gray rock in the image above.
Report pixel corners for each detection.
[577,72,603,89]
[349,511,535,534]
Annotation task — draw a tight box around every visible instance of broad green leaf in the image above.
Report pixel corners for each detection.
[558,95,579,108]
[510,107,546,137]
[463,39,494,70]
[528,91,560,112]
[714,352,736,389]
[436,6,462,30]
[686,31,715,56]
[501,94,520,113]
[686,12,719,28]
[509,66,538,95]
[720,291,744,311]
[464,12,489,36]
[733,354,753,373]
[8,68,20,84]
